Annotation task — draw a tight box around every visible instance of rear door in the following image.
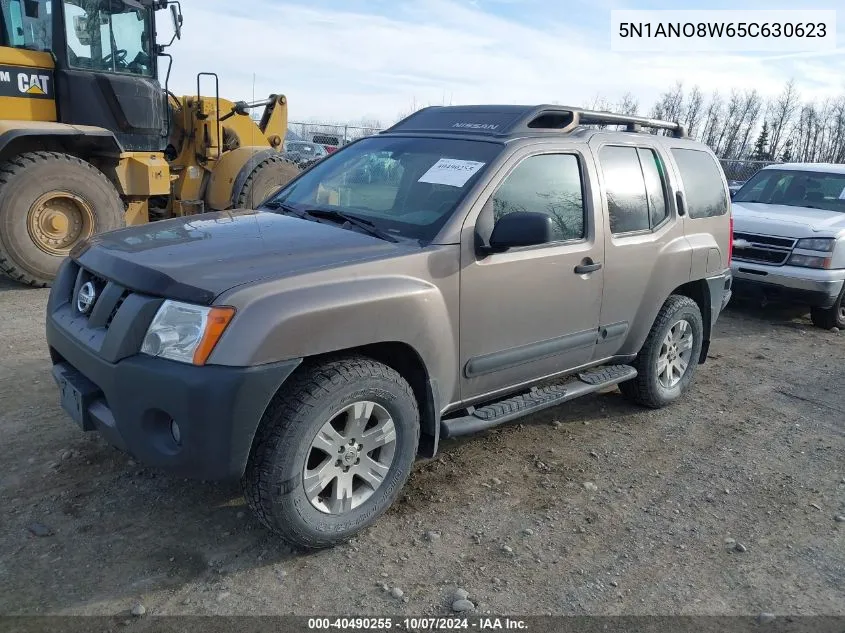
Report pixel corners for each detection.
[588,138,688,360]
[458,144,606,402]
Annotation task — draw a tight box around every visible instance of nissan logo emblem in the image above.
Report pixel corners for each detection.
[76,281,97,314]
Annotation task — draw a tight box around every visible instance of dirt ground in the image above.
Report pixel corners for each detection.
[1,275,843,618]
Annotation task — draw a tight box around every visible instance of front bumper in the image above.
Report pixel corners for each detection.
[731,262,845,308]
[46,260,300,480]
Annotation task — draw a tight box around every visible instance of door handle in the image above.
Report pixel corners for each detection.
[676,191,687,217]
[574,260,602,274]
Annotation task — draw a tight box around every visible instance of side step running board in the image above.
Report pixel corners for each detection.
[440,365,637,438]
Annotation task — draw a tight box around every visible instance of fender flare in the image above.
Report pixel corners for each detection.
[0,122,123,158]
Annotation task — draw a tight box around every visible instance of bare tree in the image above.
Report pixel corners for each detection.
[650,81,685,125]
[766,80,800,158]
[682,86,704,137]
[615,92,639,115]
[699,91,724,148]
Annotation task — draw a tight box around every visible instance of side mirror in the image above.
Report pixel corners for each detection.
[486,211,555,252]
[170,4,182,40]
[729,189,737,199]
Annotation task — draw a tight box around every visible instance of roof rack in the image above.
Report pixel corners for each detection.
[575,109,688,138]
[383,105,689,139]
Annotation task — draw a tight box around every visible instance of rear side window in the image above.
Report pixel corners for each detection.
[671,148,728,218]
[599,146,648,233]
[639,148,669,227]
[599,146,669,234]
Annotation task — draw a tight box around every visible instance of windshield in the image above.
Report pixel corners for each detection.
[735,168,845,213]
[63,0,154,76]
[267,136,502,242]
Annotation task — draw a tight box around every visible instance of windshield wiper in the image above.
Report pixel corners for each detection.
[262,200,314,221]
[263,201,399,242]
[304,208,399,243]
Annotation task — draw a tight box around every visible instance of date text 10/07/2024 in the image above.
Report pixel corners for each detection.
[307,617,529,630]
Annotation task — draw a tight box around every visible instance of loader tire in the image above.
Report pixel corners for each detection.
[234,155,300,209]
[0,152,125,287]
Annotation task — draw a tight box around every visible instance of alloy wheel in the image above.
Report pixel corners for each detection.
[303,401,397,515]
[657,319,694,389]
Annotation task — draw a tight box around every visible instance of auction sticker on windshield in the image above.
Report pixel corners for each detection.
[419,159,485,187]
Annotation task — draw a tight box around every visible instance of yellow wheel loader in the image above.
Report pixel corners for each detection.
[0,0,300,286]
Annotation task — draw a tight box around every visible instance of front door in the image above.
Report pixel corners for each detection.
[459,148,605,402]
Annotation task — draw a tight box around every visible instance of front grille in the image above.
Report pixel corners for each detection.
[733,231,796,266]
[70,266,130,329]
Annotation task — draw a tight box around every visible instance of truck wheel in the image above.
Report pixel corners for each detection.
[620,295,704,409]
[810,287,845,330]
[234,155,300,209]
[0,152,125,287]
[242,356,419,550]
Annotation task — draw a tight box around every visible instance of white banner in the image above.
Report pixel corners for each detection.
[610,10,837,52]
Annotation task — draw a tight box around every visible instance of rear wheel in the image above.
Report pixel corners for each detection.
[810,287,845,330]
[620,295,704,409]
[242,356,419,550]
[0,152,125,287]
[234,155,300,209]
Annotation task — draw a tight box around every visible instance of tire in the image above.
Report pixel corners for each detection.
[234,155,300,209]
[0,152,125,287]
[242,356,420,550]
[810,287,845,330]
[620,295,704,409]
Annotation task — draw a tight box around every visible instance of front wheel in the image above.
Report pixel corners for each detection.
[242,356,419,550]
[620,295,704,409]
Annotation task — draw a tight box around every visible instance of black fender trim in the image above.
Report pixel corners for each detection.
[418,378,441,459]
[0,126,123,158]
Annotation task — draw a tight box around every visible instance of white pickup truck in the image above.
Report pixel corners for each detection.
[730,163,845,329]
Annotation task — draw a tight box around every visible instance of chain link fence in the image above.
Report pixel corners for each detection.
[286,122,384,150]
[718,159,781,185]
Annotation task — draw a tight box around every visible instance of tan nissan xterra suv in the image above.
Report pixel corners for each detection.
[46,105,733,549]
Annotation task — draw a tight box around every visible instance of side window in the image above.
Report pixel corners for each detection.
[638,148,669,227]
[599,146,649,234]
[489,154,585,242]
[1,0,51,50]
[671,148,729,218]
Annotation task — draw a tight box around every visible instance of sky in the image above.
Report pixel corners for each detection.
[159,0,845,126]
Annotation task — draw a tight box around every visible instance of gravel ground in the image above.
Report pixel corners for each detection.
[0,275,843,617]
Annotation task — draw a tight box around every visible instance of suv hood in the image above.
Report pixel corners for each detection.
[732,202,845,238]
[72,210,411,304]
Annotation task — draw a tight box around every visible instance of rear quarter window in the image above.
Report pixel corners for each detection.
[671,148,728,219]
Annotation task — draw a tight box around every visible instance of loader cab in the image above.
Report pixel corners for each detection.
[53,0,166,151]
[0,0,169,152]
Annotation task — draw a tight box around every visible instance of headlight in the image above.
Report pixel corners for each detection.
[795,238,835,252]
[141,300,235,366]
[787,253,831,269]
